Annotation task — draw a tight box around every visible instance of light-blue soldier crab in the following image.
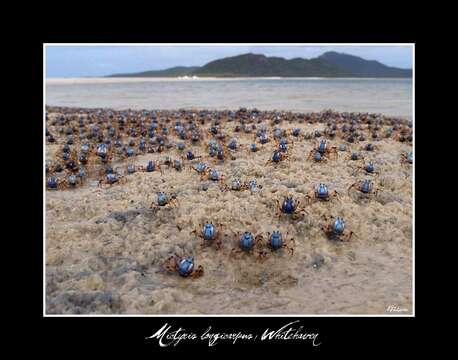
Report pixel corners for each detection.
[191,222,224,249]
[321,215,356,242]
[162,254,204,278]
[305,183,339,204]
[150,191,179,210]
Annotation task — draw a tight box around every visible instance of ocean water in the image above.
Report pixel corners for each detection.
[46,77,412,118]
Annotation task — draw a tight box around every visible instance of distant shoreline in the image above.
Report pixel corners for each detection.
[46,77,413,84]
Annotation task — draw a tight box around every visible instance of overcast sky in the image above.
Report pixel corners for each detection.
[45,45,413,77]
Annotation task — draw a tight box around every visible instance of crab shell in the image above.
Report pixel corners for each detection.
[333,218,345,234]
[270,231,283,249]
[239,232,254,250]
[282,197,296,213]
[361,180,372,193]
[316,184,329,198]
[146,161,155,172]
[157,192,168,206]
[68,175,78,185]
[178,257,194,277]
[203,223,216,240]
[106,173,118,184]
[231,179,242,190]
[272,151,282,162]
[47,177,58,189]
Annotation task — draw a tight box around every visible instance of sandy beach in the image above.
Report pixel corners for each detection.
[45,107,413,315]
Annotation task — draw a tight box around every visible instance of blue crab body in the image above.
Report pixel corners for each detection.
[260,133,269,144]
[279,137,288,146]
[272,151,282,163]
[178,257,194,277]
[157,192,168,206]
[231,178,242,190]
[68,175,77,186]
[194,162,207,174]
[269,231,283,250]
[47,177,58,189]
[318,139,327,154]
[97,144,107,158]
[77,169,86,178]
[228,138,237,150]
[209,169,220,181]
[186,151,195,160]
[81,143,90,154]
[127,164,136,174]
[292,128,300,137]
[314,152,322,162]
[282,197,296,214]
[250,143,258,152]
[126,147,135,157]
[249,179,258,191]
[339,144,346,151]
[65,160,76,170]
[239,232,255,251]
[316,183,329,198]
[366,161,375,173]
[365,143,374,151]
[279,142,288,152]
[407,152,413,164]
[177,142,185,151]
[146,161,155,172]
[203,223,216,241]
[106,173,117,184]
[54,163,63,173]
[361,180,372,194]
[174,160,182,171]
[333,218,345,234]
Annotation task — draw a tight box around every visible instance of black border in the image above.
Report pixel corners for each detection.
[19,24,423,354]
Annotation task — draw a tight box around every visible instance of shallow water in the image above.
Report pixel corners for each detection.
[45,110,413,315]
[46,78,412,118]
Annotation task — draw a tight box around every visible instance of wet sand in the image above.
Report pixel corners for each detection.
[45,108,413,315]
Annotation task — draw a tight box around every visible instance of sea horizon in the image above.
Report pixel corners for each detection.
[46,77,412,119]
